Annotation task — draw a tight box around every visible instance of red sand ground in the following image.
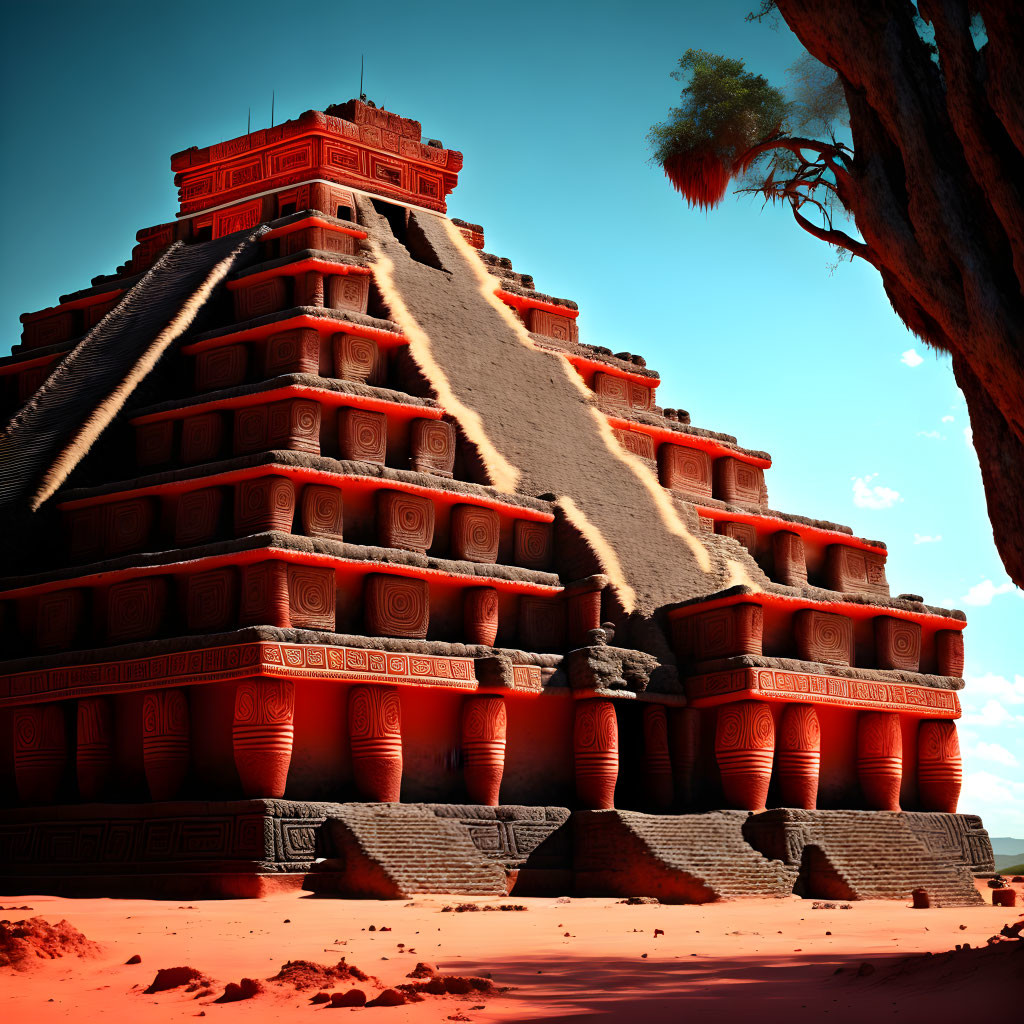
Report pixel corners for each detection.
[1,882,1020,1022]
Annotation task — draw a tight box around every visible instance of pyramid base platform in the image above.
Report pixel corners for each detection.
[0,800,993,903]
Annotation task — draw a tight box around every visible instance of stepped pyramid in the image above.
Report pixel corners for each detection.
[0,100,992,899]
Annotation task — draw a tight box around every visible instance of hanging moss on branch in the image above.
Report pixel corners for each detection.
[648,50,791,208]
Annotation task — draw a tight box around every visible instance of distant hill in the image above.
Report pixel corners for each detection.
[990,837,1024,856]
[999,862,1024,876]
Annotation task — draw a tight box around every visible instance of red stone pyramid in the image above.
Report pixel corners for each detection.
[0,101,988,899]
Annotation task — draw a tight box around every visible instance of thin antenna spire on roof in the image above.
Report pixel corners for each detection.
[271,91,275,128]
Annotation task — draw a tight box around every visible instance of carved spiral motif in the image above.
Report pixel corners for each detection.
[13,705,67,803]
[716,700,775,752]
[301,485,343,538]
[795,610,853,666]
[234,680,295,725]
[236,476,295,534]
[463,587,499,646]
[659,444,712,495]
[340,409,387,463]
[514,520,553,569]
[348,685,403,801]
[181,412,224,464]
[175,488,223,547]
[378,491,435,552]
[233,680,295,798]
[289,400,320,436]
[141,689,190,801]
[334,333,382,384]
[234,407,268,452]
[410,419,456,475]
[368,575,428,637]
[106,577,167,643]
[857,711,903,811]
[287,566,336,628]
[451,505,499,563]
[461,696,507,805]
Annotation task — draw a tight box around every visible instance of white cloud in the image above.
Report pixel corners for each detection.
[959,771,1024,834]
[851,473,902,510]
[961,699,1017,728]
[913,533,942,544]
[901,348,924,367]
[941,415,954,423]
[916,429,946,440]
[963,425,973,447]
[961,579,1020,606]
[965,672,1024,705]
[970,741,1019,768]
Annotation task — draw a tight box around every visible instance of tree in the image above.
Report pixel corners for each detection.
[650,1,1024,591]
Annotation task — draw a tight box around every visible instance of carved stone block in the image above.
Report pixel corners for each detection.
[102,497,156,557]
[377,489,435,552]
[293,271,325,308]
[874,615,922,671]
[239,561,290,627]
[526,307,578,342]
[235,399,321,455]
[338,407,387,463]
[518,595,566,650]
[104,576,168,644]
[300,484,343,539]
[136,420,174,468]
[936,629,965,677]
[180,411,225,465]
[327,273,370,314]
[195,344,248,391]
[183,567,238,632]
[287,564,336,630]
[450,504,500,563]
[794,609,854,666]
[66,505,103,562]
[658,444,712,498]
[36,588,85,653]
[714,457,766,507]
[673,603,763,663]
[463,586,499,646]
[263,328,320,377]
[512,519,552,570]
[410,418,455,476]
[716,520,758,557]
[233,277,287,320]
[613,428,656,461]
[825,545,889,597]
[234,476,295,535]
[593,372,654,411]
[772,531,808,587]
[364,574,429,638]
[332,332,384,385]
[174,487,224,547]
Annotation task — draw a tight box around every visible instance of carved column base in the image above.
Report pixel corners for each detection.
[142,689,190,801]
[77,697,115,801]
[715,699,775,811]
[776,703,820,809]
[642,704,674,809]
[348,685,402,802]
[13,705,67,804]
[574,699,618,810]
[233,679,296,798]
[461,696,507,806]
[917,719,961,813]
[857,711,902,811]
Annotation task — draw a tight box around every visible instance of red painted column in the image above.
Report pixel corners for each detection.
[668,706,699,806]
[573,699,618,809]
[776,703,821,809]
[142,689,190,801]
[917,719,962,813]
[233,679,296,798]
[642,704,674,809]
[857,711,902,811]
[461,695,507,806]
[13,705,67,804]
[348,685,402,802]
[715,700,775,811]
[77,698,114,801]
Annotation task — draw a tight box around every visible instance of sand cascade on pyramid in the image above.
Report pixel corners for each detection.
[0,101,992,900]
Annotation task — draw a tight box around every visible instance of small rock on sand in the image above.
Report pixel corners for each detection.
[331,989,367,1007]
[367,988,406,1007]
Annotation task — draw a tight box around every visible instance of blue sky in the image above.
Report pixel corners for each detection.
[2,1,1020,834]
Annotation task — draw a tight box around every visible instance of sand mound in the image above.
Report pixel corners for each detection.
[402,974,501,997]
[215,978,264,1002]
[268,957,370,990]
[0,917,100,970]
[144,966,210,993]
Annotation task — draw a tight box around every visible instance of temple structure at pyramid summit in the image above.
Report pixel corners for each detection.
[0,100,995,901]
